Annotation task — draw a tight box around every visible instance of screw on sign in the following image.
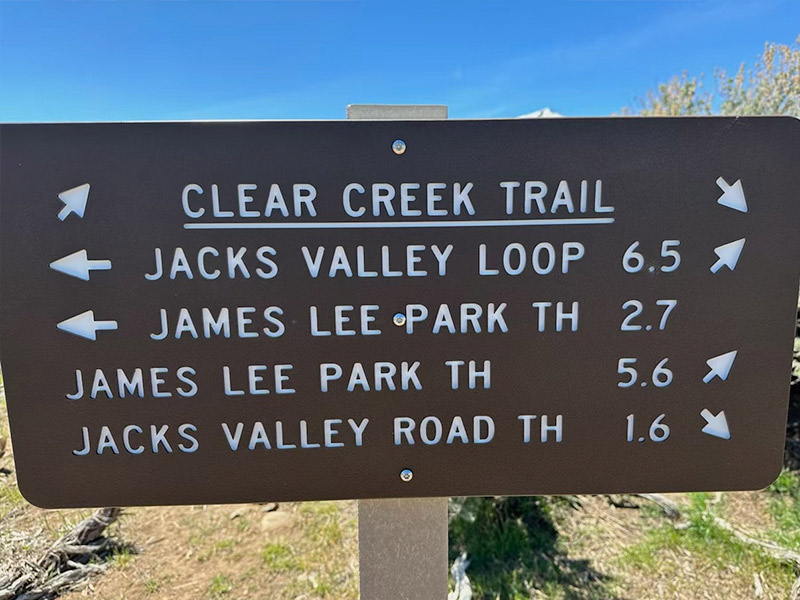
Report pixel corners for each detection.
[0,116,797,511]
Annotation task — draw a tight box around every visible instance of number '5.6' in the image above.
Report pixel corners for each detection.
[623,240,680,273]
[618,358,673,388]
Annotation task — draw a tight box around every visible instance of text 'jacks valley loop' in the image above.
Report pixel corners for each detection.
[143,241,587,281]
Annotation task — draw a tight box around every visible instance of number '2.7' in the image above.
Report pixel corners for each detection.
[621,300,677,331]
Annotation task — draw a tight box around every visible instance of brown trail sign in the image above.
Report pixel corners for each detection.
[0,116,799,510]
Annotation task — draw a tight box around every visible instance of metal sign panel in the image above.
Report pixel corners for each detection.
[1,117,798,508]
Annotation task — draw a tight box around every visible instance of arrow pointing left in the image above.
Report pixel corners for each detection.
[50,250,112,281]
[57,310,118,340]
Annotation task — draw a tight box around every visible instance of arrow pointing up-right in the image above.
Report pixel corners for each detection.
[710,238,746,273]
[57,183,90,221]
[716,177,748,213]
[703,350,738,383]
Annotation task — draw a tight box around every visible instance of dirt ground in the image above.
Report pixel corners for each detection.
[4,482,796,599]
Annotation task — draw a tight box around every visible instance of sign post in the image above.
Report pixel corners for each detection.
[1,114,799,598]
[348,104,449,600]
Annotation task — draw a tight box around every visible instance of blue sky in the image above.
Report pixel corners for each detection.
[0,0,798,121]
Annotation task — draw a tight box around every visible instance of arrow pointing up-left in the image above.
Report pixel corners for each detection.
[57,310,118,340]
[57,183,90,221]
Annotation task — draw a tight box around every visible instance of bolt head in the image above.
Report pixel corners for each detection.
[392,139,407,155]
[400,469,413,482]
[392,313,406,327]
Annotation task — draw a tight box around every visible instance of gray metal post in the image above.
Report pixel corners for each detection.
[358,497,449,599]
[347,104,449,600]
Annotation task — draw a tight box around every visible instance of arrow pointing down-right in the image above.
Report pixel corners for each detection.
[701,409,731,439]
[716,177,748,213]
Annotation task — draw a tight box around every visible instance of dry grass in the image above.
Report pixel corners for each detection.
[553,493,797,600]
[0,394,95,580]
[56,501,358,600]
